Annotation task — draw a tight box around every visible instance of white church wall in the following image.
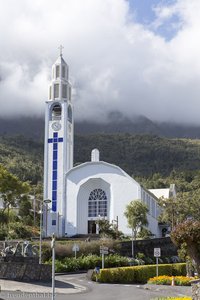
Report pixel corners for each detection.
[65,162,147,236]
[77,178,111,234]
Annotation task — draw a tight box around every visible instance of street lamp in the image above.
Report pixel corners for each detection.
[57,212,63,238]
[39,199,51,264]
[43,199,52,237]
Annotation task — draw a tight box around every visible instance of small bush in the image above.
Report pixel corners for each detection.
[8,222,33,239]
[46,254,131,273]
[0,226,8,240]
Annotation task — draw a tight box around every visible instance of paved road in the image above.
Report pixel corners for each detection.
[0,273,192,300]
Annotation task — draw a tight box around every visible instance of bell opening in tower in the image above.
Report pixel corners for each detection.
[51,104,62,120]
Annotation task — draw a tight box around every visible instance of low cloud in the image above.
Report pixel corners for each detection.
[0,0,200,124]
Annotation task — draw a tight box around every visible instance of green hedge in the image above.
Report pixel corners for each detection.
[96,263,186,284]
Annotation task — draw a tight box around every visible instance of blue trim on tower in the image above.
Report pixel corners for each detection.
[48,132,63,212]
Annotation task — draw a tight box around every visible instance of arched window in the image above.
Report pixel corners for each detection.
[51,104,62,120]
[68,105,72,123]
[88,189,107,217]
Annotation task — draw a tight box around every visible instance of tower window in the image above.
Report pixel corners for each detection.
[62,84,67,98]
[56,66,60,78]
[62,66,65,78]
[69,86,71,101]
[49,86,52,100]
[68,105,72,123]
[51,104,62,120]
[54,84,59,98]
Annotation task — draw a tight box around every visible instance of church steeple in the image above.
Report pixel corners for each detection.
[43,49,74,238]
[49,46,70,102]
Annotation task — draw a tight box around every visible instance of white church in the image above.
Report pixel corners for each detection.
[43,52,174,238]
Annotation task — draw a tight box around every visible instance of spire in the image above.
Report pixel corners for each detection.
[48,49,70,101]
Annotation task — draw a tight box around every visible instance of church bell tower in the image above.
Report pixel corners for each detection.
[43,48,73,237]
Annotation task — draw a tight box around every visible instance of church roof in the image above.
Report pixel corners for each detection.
[66,160,140,186]
[149,188,170,199]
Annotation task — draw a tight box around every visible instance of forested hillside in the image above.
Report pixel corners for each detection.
[74,134,200,177]
[0,136,43,184]
[0,134,200,185]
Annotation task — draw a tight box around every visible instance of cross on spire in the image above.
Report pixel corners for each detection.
[58,45,64,56]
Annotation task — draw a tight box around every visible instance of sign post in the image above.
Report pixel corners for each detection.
[154,248,161,277]
[100,246,109,269]
[72,244,79,259]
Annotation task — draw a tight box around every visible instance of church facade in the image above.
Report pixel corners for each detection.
[43,54,171,238]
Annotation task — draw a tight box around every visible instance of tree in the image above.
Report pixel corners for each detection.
[124,200,148,240]
[0,165,30,224]
[158,190,200,230]
[171,220,200,276]
[18,195,33,225]
[95,219,123,239]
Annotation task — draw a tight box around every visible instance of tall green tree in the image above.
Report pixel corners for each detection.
[124,200,148,240]
[0,165,30,223]
[158,190,200,229]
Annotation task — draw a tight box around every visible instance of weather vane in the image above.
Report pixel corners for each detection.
[58,45,64,56]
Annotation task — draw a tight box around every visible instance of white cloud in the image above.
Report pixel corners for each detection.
[0,0,200,124]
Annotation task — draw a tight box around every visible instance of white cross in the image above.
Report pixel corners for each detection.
[58,45,64,56]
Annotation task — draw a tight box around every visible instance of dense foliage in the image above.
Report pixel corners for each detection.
[75,134,200,177]
[0,136,43,184]
[46,254,132,273]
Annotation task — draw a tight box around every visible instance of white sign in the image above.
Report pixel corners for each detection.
[100,246,109,254]
[154,248,161,257]
[72,244,79,252]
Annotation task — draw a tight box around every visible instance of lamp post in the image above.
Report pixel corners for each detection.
[39,199,51,264]
[39,202,43,264]
[57,213,63,238]
[44,199,52,237]
[131,228,134,258]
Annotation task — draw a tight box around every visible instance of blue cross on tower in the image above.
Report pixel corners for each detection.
[48,132,63,212]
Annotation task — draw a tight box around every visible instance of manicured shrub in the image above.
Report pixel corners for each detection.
[96,263,187,284]
[152,298,191,300]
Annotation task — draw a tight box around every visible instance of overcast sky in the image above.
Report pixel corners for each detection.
[1,0,200,124]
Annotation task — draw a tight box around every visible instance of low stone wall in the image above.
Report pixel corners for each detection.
[120,237,178,257]
[0,257,51,281]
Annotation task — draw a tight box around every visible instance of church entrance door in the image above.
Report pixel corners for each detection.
[88,221,96,234]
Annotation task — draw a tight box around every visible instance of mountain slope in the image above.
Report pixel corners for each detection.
[0,134,200,184]
[1,115,200,138]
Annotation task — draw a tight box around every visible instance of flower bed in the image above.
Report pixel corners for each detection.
[151,297,191,300]
[148,275,194,286]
